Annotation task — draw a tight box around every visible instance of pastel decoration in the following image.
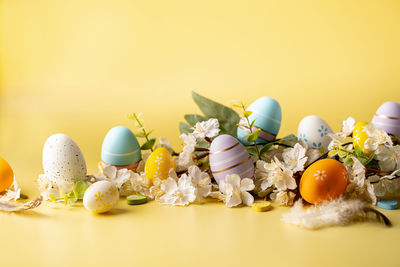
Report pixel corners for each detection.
[352,121,371,155]
[42,133,87,184]
[83,180,119,213]
[0,157,14,192]
[101,126,142,166]
[237,97,282,145]
[145,147,175,182]
[209,134,254,184]
[372,101,400,136]
[297,115,333,151]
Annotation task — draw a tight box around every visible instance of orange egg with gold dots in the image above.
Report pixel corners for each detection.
[299,159,349,204]
[0,157,14,192]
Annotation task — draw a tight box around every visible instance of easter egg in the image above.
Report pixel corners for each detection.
[237,97,282,145]
[297,115,333,152]
[42,134,87,184]
[299,159,349,204]
[352,121,370,154]
[145,147,175,182]
[83,180,119,213]
[372,101,400,136]
[101,126,142,166]
[0,157,14,192]
[209,134,254,184]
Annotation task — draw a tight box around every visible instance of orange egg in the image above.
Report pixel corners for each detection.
[0,157,14,192]
[299,159,348,204]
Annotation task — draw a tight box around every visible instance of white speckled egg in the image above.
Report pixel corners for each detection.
[297,115,333,151]
[209,134,254,184]
[83,180,119,213]
[42,134,87,184]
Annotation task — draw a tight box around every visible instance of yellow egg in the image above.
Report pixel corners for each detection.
[352,121,370,155]
[145,147,175,182]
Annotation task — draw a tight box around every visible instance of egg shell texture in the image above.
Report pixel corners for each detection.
[297,115,333,151]
[0,157,14,192]
[299,159,349,204]
[83,180,119,213]
[42,134,87,184]
[145,147,175,182]
[209,134,254,184]
[237,97,281,145]
[372,101,400,135]
[101,126,142,166]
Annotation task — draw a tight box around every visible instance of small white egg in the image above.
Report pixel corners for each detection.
[83,181,119,213]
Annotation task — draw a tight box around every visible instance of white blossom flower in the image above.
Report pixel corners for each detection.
[375,145,400,172]
[149,178,164,200]
[136,152,151,173]
[0,179,21,201]
[155,137,174,154]
[338,117,356,138]
[158,176,196,206]
[178,133,196,169]
[192,118,220,139]
[282,143,308,172]
[270,190,296,206]
[217,174,255,207]
[305,148,322,164]
[130,172,152,198]
[364,123,393,151]
[257,157,297,191]
[372,170,400,197]
[103,165,132,189]
[187,165,212,201]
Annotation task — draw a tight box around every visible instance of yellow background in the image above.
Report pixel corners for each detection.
[1,0,400,266]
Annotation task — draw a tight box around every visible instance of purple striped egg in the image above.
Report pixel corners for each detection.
[209,134,254,184]
[372,101,400,136]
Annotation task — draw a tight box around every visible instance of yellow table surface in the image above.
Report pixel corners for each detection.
[1,0,400,266]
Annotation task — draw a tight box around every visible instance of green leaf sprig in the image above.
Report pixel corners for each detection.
[48,181,89,206]
[179,92,240,137]
[128,112,156,152]
[328,144,376,167]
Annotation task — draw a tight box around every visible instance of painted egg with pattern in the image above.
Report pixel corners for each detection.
[145,147,175,182]
[101,126,142,166]
[352,121,370,155]
[299,159,349,204]
[209,134,254,184]
[371,101,400,136]
[297,115,333,152]
[237,97,282,145]
[42,134,87,184]
[0,157,14,192]
[83,180,119,213]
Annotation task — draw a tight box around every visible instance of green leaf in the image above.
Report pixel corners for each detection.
[343,157,353,166]
[278,134,297,142]
[141,138,156,150]
[74,181,89,199]
[249,120,255,130]
[192,91,240,137]
[260,143,274,155]
[184,114,207,126]
[179,122,192,134]
[246,128,261,142]
[246,146,258,156]
[49,194,57,202]
[354,145,364,157]
[135,132,147,138]
[243,110,252,118]
[365,152,375,166]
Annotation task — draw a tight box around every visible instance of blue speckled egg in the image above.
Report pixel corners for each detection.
[101,126,142,166]
[237,97,282,145]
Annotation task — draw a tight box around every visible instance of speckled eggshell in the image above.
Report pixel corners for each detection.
[372,101,400,136]
[209,134,254,184]
[101,126,142,166]
[297,115,333,151]
[237,97,282,145]
[83,180,119,213]
[42,134,87,184]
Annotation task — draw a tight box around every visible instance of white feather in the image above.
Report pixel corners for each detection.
[282,198,368,229]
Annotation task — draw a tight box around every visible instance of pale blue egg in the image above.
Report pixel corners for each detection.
[237,97,282,145]
[101,126,142,166]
